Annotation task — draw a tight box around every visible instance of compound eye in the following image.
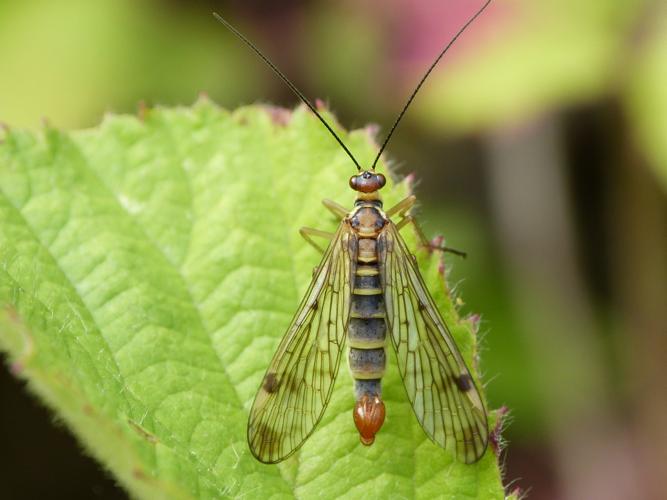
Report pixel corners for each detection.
[376,174,386,188]
[349,175,359,190]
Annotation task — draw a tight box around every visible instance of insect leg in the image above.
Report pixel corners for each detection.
[299,227,335,254]
[322,199,349,219]
[395,214,467,258]
[388,197,466,256]
[385,195,417,218]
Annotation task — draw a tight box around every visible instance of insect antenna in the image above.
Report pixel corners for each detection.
[370,0,492,170]
[213,13,362,172]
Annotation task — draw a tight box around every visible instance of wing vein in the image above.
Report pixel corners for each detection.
[379,223,488,463]
[247,223,356,463]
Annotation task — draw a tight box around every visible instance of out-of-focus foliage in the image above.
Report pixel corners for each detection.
[0,0,260,129]
[625,4,667,189]
[415,0,643,132]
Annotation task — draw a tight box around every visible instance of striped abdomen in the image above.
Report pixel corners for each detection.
[348,235,387,444]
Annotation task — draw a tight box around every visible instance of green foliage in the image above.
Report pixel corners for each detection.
[0,0,261,129]
[0,101,504,499]
[417,0,644,133]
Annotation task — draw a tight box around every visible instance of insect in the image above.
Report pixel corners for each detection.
[214,0,491,464]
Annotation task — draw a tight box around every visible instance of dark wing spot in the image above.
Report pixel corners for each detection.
[418,301,426,311]
[263,373,280,393]
[454,374,473,392]
[312,300,318,311]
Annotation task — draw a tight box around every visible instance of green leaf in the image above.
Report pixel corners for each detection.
[0,101,505,499]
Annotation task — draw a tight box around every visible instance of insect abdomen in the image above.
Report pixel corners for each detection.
[348,237,387,446]
[347,205,388,445]
[349,246,386,384]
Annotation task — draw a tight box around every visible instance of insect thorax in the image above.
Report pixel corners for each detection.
[348,203,387,238]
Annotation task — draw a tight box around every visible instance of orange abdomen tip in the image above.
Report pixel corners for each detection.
[353,395,385,446]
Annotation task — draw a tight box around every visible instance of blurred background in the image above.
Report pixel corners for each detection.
[0,0,665,498]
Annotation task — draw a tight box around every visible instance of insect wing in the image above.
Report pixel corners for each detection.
[378,223,488,463]
[247,223,357,463]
